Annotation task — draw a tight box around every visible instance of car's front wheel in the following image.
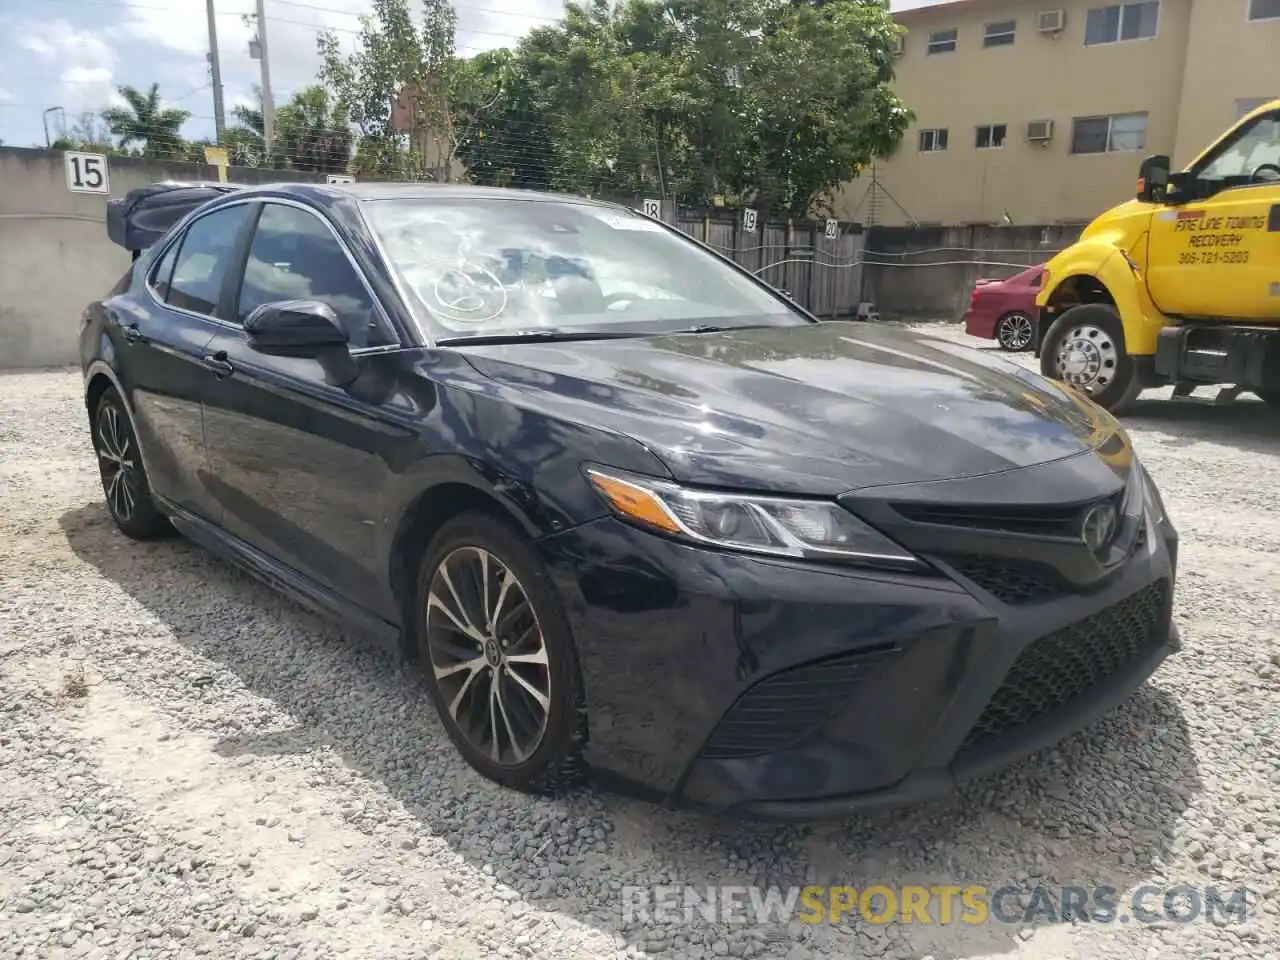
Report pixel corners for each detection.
[415,512,586,795]
[92,387,171,540]
[995,311,1034,351]
[1039,304,1142,413]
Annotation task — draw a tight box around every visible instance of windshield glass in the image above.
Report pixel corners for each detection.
[361,197,805,342]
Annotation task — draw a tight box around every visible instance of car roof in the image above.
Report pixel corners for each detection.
[244,181,622,208]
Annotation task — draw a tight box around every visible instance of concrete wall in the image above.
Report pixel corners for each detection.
[861,223,1083,321]
[0,148,323,370]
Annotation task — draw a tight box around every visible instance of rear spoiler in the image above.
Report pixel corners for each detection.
[107,181,245,254]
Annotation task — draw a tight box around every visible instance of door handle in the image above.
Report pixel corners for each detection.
[123,322,145,344]
[202,352,234,378]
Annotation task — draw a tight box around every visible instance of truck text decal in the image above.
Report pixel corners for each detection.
[1173,212,1270,262]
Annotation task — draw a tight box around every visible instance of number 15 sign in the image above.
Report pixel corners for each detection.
[65,152,110,195]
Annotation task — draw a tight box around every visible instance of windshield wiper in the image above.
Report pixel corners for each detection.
[667,323,786,335]
[437,329,646,346]
[674,324,732,334]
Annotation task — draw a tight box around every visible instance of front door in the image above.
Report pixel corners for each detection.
[1146,109,1280,319]
[201,199,411,615]
[114,202,255,520]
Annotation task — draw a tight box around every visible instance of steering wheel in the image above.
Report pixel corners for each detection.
[601,291,647,310]
[1250,163,1280,183]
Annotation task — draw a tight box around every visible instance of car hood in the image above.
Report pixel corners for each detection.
[455,322,1124,495]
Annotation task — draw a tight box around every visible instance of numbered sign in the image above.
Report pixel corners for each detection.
[641,198,661,218]
[742,208,758,233]
[65,152,109,195]
[825,218,839,240]
[326,174,355,184]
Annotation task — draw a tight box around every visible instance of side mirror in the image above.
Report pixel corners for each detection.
[244,300,348,357]
[1136,154,1170,203]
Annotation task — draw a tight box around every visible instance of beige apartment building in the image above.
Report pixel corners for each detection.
[836,0,1280,226]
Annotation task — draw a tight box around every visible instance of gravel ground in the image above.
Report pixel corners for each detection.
[2,324,1279,960]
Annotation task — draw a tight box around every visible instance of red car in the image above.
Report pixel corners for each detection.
[963,264,1044,352]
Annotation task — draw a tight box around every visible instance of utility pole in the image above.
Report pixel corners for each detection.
[206,0,226,142]
[254,0,276,155]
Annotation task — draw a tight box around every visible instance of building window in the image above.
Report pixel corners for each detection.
[1237,98,1275,120]
[976,124,1008,148]
[1071,113,1148,154]
[984,20,1017,46]
[927,29,958,53]
[1084,1,1159,44]
[1249,0,1280,20]
[919,128,949,152]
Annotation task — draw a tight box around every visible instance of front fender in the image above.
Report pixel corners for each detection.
[1037,241,1165,357]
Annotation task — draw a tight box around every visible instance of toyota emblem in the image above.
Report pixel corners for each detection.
[1081,502,1117,553]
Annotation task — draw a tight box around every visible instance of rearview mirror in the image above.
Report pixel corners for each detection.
[244,300,348,358]
[1137,154,1170,203]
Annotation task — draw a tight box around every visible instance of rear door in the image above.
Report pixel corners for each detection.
[1146,109,1280,319]
[113,202,256,520]
[200,198,409,611]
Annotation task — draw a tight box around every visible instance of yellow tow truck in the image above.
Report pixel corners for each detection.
[1034,99,1280,412]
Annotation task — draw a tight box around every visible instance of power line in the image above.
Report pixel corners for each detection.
[28,0,548,44]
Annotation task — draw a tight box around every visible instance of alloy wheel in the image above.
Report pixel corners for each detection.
[425,546,551,765]
[997,312,1034,351]
[96,403,139,522]
[1053,323,1117,395]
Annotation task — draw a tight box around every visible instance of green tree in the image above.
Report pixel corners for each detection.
[226,85,353,172]
[100,83,191,160]
[451,49,553,189]
[317,0,460,180]
[452,0,910,215]
[50,112,120,154]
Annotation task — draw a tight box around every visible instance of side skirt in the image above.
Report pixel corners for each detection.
[154,494,404,659]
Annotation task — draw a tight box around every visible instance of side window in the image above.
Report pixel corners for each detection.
[149,239,181,301]
[236,204,393,349]
[166,205,252,317]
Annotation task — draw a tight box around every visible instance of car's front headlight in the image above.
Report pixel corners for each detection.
[585,467,923,569]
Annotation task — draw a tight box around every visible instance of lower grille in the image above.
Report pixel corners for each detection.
[699,646,899,760]
[943,556,1064,605]
[958,579,1169,753]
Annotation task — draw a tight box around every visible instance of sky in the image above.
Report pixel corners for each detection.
[0,0,941,149]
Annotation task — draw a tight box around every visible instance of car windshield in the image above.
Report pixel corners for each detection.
[360,197,807,342]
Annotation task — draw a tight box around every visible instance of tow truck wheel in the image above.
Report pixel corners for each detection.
[1039,304,1142,413]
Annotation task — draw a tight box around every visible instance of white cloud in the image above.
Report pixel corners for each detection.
[0,87,13,104]
[16,18,120,114]
[117,0,564,113]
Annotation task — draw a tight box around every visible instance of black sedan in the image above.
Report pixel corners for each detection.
[81,181,1179,819]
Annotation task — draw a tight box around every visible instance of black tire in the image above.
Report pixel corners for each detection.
[1039,304,1142,413]
[91,388,172,540]
[995,311,1035,352]
[414,511,586,795]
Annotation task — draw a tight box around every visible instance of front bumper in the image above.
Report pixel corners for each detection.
[538,502,1178,820]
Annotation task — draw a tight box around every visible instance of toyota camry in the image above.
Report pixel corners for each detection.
[81,181,1178,819]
